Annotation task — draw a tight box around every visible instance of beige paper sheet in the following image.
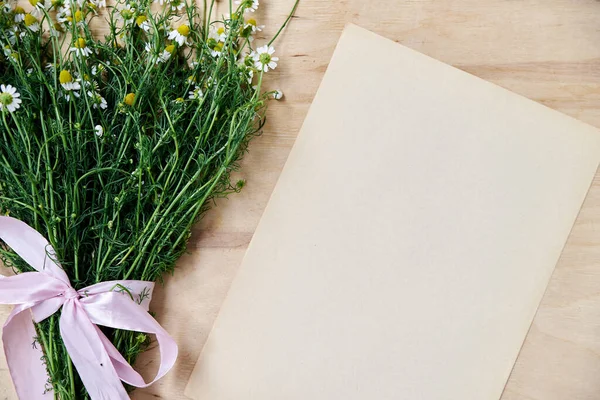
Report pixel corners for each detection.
[185,24,600,399]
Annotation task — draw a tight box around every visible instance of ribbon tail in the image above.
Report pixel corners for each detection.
[59,300,129,400]
[94,325,147,386]
[81,292,178,388]
[3,304,53,399]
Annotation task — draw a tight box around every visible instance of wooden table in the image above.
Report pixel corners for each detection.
[3,0,600,398]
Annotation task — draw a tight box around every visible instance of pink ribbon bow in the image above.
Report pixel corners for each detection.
[0,216,178,399]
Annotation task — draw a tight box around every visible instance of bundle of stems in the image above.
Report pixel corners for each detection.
[0,0,297,397]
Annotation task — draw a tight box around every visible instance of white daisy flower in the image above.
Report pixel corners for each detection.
[245,18,263,33]
[72,9,86,27]
[252,45,278,72]
[210,42,223,57]
[118,3,135,25]
[94,125,103,137]
[56,5,71,27]
[153,0,167,5]
[168,24,190,46]
[273,89,283,100]
[87,91,107,109]
[91,0,106,8]
[2,1,12,13]
[158,44,176,63]
[5,26,17,45]
[28,0,51,10]
[91,65,98,76]
[188,86,203,100]
[23,13,40,32]
[0,84,22,113]
[136,15,151,32]
[169,0,185,11]
[59,70,81,100]
[235,0,258,13]
[209,25,227,42]
[13,6,25,22]
[69,37,93,57]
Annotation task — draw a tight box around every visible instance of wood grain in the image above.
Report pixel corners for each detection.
[3,0,600,398]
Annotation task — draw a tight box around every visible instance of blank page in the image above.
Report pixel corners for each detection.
[185,24,600,400]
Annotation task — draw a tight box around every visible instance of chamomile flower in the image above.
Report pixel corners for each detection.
[252,45,278,72]
[56,5,71,27]
[168,24,190,46]
[28,0,50,10]
[210,42,223,57]
[235,0,258,13]
[273,89,283,100]
[188,85,203,100]
[169,0,185,11]
[245,18,263,33]
[0,85,21,113]
[70,37,93,57]
[23,13,40,32]
[153,0,167,5]
[136,15,150,32]
[13,6,24,22]
[159,44,176,63]
[72,9,85,26]
[94,125,103,137]
[118,3,135,25]
[91,0,105,7]
[209,25,227,42]
[59,70,81,100]
[5,26,17,45]
[87,90,107,109]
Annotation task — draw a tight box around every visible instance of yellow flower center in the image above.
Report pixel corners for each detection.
[124,92,135,106]
[217,27,225,35]
[136,15,147,26]
[74,10,83,22]
[66,16,72,22]
[59,70,73,84]
[165,44,175,54]
[258,52,271,64]
[14,6,24,14]
[213,42,223,52]
[120,9,133,20]
[28,0,39,7]
[177,24,190,36]
[75,37,86,49]
[24,13,37,27]
[0,93,13,106]
[247,18,256,26]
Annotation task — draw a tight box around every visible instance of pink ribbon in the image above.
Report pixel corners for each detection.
[0,216,178,399]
